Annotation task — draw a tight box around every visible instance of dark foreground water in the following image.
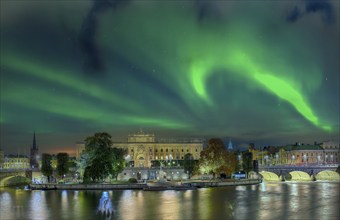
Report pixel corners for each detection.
[1,181,339,220]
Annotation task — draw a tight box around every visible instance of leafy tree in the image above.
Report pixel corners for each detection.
[57,153,69,178]
[242,151,253,173]
[41,153,53,182]
[82,132,126,182]
[198,138,237,178]
[111,147,126,180]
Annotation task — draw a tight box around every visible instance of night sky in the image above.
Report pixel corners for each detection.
[1,0,339,155]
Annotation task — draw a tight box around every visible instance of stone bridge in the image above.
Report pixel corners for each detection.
[0,169,32,187]
[258,165,340,181]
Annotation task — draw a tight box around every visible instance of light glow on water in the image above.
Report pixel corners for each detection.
[0,182,339,219]
[29,191,48,220]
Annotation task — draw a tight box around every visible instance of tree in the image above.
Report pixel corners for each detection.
[242,151,253,173]
[198,138,237,178]
[57,153,69,178]
[41,153,53,182]
[111,147,126,180]
[82,132,126,182]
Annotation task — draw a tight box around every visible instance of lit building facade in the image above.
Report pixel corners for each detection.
[76,130,205,168]
[254,141,339,166]
[2,155,30,169]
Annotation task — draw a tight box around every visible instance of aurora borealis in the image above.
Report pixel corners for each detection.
[1,0,339,154]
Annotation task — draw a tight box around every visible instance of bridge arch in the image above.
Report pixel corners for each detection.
[288,171,311,181]
[316,170,340,181]
[259,171,280,181]
[0,176,31,187]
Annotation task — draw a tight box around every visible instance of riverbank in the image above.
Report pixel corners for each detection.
[29,179,261,190]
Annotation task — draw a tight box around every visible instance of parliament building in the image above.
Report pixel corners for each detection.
[76,130,205,168]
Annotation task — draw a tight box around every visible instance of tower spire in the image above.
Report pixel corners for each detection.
[33,131,37,150]
[228,138,233,151]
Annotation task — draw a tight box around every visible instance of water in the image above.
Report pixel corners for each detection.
[0,182,339,220]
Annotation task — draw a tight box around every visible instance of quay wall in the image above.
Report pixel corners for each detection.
[30,179,261,190]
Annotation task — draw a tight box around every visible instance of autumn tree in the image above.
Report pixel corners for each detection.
[198,138,237,178]
[41,153,53,182]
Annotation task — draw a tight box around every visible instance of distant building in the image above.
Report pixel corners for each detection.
[254,141,339,166]
[3,155,30,169]
[76,130,205,168]
[30,132,39,168]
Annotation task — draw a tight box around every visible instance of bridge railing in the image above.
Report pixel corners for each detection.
[259,164,338,169]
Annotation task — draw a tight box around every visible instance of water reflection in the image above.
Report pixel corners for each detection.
[0,182,339,220]
[97,191,113,218]
[29,191,49,219]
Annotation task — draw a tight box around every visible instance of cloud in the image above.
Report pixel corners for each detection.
[286,0,335,24]
[78,0,128,74]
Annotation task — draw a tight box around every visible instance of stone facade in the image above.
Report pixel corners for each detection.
[76,130,205,168]
[2,155,30,169]
[118,167,188,181]
[253,141,339,166]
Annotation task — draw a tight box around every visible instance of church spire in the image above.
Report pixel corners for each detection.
[32,131,37,150]
[227,138,233,151]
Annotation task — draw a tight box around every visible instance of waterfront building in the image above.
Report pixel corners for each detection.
[254,141,339,166]
[2,155,30,169]
[30,132,39,168]
[76,130,205,168]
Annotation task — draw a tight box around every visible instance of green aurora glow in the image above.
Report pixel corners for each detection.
[0,1,338,154]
